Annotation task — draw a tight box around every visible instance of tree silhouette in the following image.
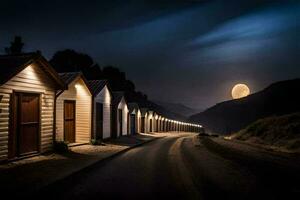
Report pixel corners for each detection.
[5,36,24,55]
[50,49,94,75]
[50,49,148,102]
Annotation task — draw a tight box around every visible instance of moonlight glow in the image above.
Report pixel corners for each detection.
[231,84,250,99]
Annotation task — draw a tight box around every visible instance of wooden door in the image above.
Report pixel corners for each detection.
[64,100,76,143]
[9,93,40,158]
[150,119,152,132]
[118,109,123,136]
[96,103,103,139]
[141,117,145,133]
[130,114,136,134]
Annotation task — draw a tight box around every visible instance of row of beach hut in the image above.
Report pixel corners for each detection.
[0,53,202,162]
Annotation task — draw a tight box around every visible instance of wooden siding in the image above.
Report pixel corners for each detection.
[143,113,149,133]
[117,97,128,137]
[136,109,141,133]
[154,114,159,132]
[56,78,92,143]
[93,85,111,139]
[128,108,141,134]
[127,113,134,135]
[0,63,56,161]
[146,112,154,133]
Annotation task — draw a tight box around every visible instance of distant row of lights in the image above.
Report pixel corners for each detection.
[74,82,202,129]
[153,115,202,128]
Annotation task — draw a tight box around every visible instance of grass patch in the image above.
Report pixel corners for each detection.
[233,112,300,152]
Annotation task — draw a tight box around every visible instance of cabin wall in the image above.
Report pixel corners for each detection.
[93,86,111,139]
[144,113,149,133]
[136,110,141,133]
[128,112,135,135]
[56,78,92,143]
[117,98,128,136]
[158,119,161,132]
[0,63,56,161]
[128,109,141,134]
[147,112,154,133]
[146,113,152,133]
[153,115,158,132]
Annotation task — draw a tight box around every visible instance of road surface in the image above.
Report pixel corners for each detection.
[36,132,300,200]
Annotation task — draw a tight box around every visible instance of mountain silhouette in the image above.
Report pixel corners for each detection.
[153,100,201,117]
[189,79,300,134]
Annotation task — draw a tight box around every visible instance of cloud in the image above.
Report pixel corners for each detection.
[184,2,300,64]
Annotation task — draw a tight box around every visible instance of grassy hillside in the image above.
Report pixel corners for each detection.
[233,113,300,152]
[189,78,300,134]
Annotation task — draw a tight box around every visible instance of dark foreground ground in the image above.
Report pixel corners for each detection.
[33,132,300,200]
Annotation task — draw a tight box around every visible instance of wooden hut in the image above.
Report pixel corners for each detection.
[88,80,112,140]
[140,108,149,133]
[55,72,92,145]
[127,103,141,135]
[153,113,160,132]
[111,92,128,138]
[0,53,65,161]
[147,111,155,133]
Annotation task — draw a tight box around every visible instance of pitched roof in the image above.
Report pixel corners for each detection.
[59,72,82,85]
[58,72,92,96]
[112,91,125,106]
[87,80,109,96]
[0,52,65,88]
[140,108,149,116]
[128,103,139,113]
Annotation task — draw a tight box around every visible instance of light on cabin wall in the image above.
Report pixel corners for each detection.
[74,83,86,96]
[25,65,39,80]
[75,84,81,89]
[26,70,34,76]
[26,65,34,76]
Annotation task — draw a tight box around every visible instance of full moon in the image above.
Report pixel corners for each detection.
[231,84,250,99]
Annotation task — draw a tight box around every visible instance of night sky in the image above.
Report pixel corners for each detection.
[1,0,299,109]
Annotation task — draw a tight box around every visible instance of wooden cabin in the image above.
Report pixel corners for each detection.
[88,80,112,140]
[158,116,162,132]
[111,92,128,138]
[161,117,166,132]
[140,108,148,133]
[55,72,92,144]
[0,53,65,161]
[147,111,155,132]
[127,103,141,135]
[153,113,160,132]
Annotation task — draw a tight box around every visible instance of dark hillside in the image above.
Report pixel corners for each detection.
[189,79,300,134]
